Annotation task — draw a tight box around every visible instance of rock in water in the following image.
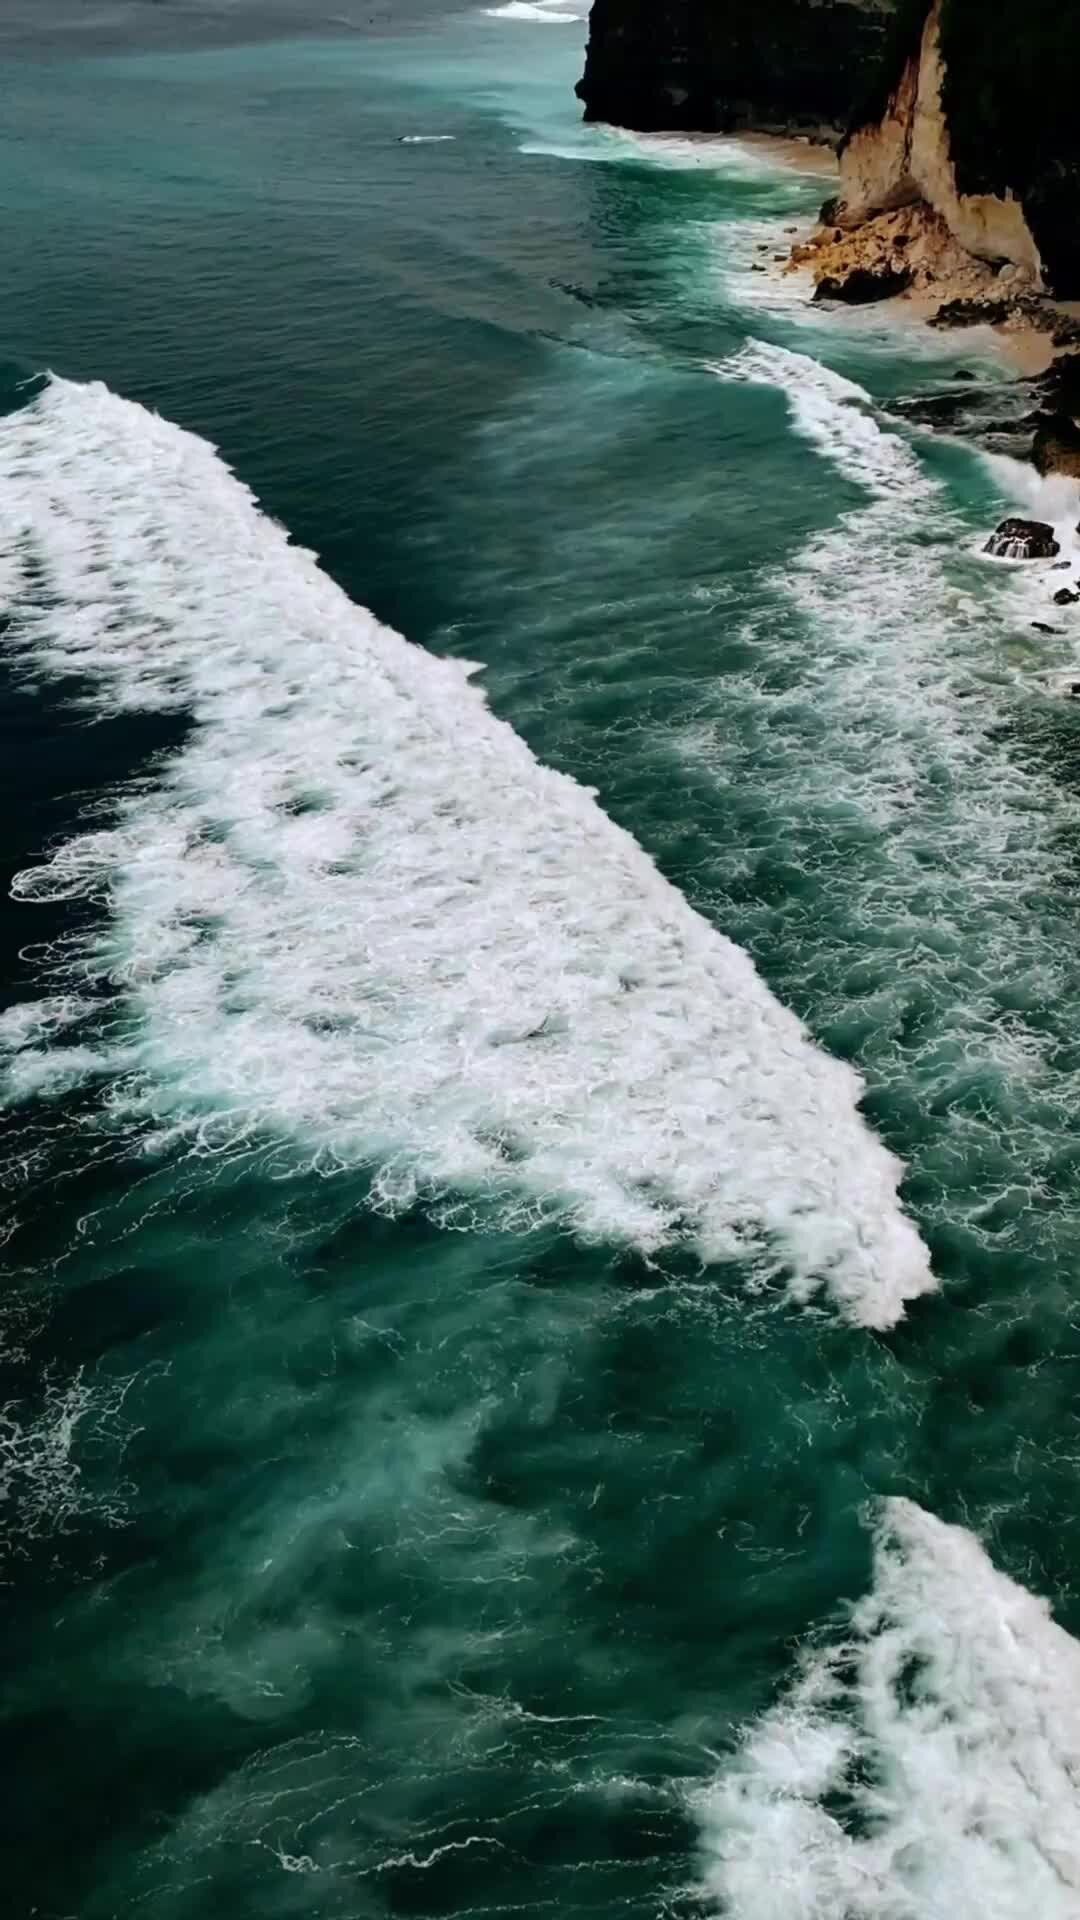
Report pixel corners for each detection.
[1053,587,1080,605]
[984,518,1060,559]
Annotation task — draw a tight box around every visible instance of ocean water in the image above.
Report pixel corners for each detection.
[4,5,1080,1916]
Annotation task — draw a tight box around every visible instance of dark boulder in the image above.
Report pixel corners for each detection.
[930,295,1044,331]
[1053,587,1080,605]
[1039,353,1080,415]
[984,518,1060,559]
[891,377,1039,460]
[1033,413,1080,479]
[814,265,912,305]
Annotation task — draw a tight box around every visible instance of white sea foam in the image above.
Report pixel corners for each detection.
[400,134,457,145]
[716,340,937,502]
[519,128,789,174]
[0,1365,137,1562]
[720,341,1080,689]
[693,341,1080,1249]
[484,1,580,21]
[976,451,1080,691]
[611,132,787,177]
[695,1498,1080,1919]
[0,376,935,1324]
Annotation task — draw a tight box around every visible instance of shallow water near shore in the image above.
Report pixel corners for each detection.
[4,6,1080,1916]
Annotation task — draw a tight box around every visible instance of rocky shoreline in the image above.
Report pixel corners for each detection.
[575,0,1080,680]
[788,209,1080,458]
[788,200,1080,366]
[779,202,1080,655]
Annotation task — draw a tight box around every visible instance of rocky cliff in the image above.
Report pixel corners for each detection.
[839,0,1080,295]
[579,0,1080,296]
[841,4,1039,278]
[576,0,898,141]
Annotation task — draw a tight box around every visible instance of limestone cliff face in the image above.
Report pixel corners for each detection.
[576,0,898,140]
[839,2,1042,285]
[841,0,1080,294]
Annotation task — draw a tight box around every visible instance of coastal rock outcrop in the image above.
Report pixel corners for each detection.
[575,0,898,139]
[983,518,1060,561]
[790,199,995,307]
[1033,416,1080,482]
[1027,357,1080,481]
[813,263,911,304]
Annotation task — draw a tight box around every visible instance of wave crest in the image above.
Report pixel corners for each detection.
[0,376,933,1324]
[695,1498,1080,1918]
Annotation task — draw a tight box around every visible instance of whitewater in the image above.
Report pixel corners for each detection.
[7,13,1080,1917]
[697,1498,1080,1919]
[0,376,933,1325]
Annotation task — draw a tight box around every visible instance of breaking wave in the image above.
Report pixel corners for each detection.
[695,1497,1080,1918]
[694,342,1080,1255]
[484,1,582,22]
[0,376,934,1324]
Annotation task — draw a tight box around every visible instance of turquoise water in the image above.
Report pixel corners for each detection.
[5,7,1080,1916]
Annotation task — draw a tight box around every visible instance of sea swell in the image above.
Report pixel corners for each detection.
[0,374,933,1326]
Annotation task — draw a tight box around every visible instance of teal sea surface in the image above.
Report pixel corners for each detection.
[5,5,1080,1916]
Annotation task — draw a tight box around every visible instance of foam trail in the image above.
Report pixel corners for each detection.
[0,377,934,1325]
[0,1366,137,1563]
[695,1498,1080,1919]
